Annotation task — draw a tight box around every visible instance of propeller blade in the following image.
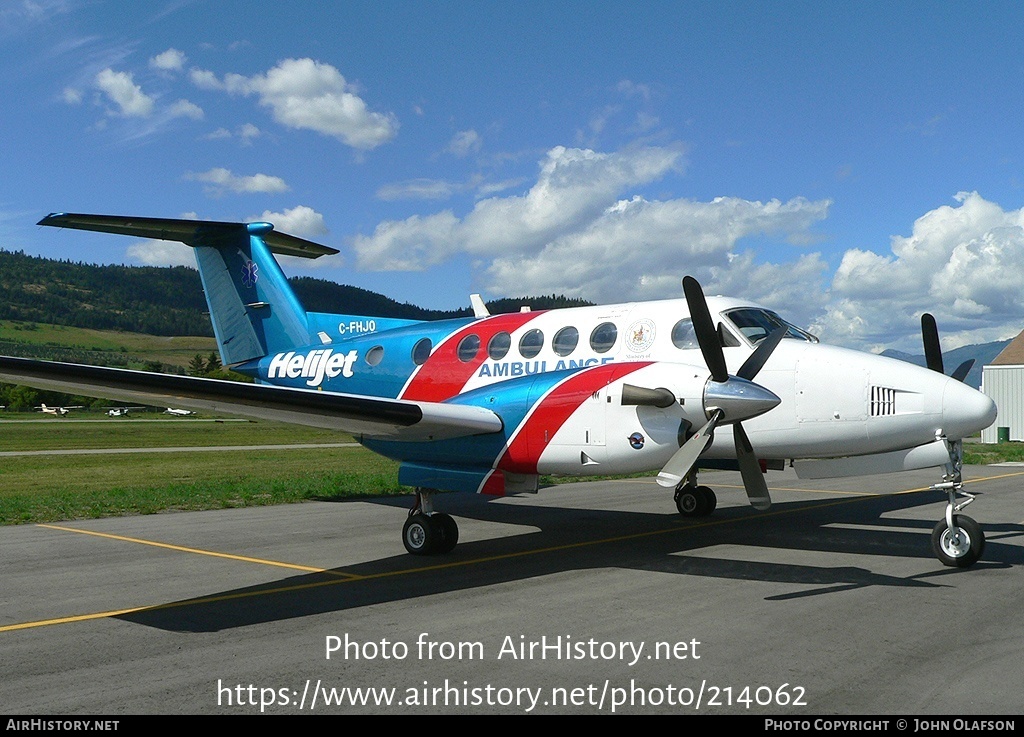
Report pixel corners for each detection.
[921,313,944,374]
[951,359,975,383]
[657,409,722,488]
[734,422,772,510]
[682,276,728,383]
[737,327,786,381]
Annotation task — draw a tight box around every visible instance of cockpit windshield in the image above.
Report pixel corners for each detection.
[723,308,818,345]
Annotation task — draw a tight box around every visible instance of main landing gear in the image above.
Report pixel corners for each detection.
[674,484,717,517]
[929,438,984,568]
[674,470,717,517]
[403,488,459,555]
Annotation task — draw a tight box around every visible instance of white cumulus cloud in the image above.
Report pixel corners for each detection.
[126,240,194,267]
[350,142,835,312]
[255,205,329,237]
[150,48,186,73]
[814,192,1024,350]
[168,99,203,120]
[185,167,289,195]
[95,68,154,117]
[353,144,687,270]
[190,58,397,149]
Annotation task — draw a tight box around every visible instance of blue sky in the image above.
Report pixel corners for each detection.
[3,0,1024,352]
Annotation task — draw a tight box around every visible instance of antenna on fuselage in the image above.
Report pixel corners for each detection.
[470,294,490,318]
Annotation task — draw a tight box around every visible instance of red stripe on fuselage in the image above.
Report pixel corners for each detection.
[400,311,543,402]
[497,362,652,474]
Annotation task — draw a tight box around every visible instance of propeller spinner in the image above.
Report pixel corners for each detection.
[656,277,783,511]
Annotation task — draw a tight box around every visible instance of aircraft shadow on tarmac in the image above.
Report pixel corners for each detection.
[117,489,1024,633]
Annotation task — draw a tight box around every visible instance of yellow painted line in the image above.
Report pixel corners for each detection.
[1,606,154,632]
[37,523,357,578]
[7,470,1020,634]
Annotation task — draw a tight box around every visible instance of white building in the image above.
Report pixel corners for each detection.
[981,330,1024,443]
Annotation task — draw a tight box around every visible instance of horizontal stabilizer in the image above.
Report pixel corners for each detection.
[38,213,338,259]
[0,356,502,442]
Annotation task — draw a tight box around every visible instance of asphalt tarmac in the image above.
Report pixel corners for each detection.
[3,465,1023,715]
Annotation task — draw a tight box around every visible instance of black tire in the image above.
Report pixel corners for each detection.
[403,513,436,555]
[675,486,716,517]
[696,486,717,515]
[675,486,701,516]
[432,513,459,554]
[931,515,984,568]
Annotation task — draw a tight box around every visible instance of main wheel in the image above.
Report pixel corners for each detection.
[403,513,437,555]
[675,486,716,517]
[695,485,717,515]
[675,486,701,516]
[931,515,984,568]
[432,513,459,554]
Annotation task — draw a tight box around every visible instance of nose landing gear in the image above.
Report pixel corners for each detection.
[930,438,984,567]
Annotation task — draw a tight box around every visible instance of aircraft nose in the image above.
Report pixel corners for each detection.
[942,378,997,439]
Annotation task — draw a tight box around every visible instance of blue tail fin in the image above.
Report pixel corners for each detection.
[193,222,311,365]
[37,214,339,365]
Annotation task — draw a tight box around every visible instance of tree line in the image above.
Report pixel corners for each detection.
[0,250,593,336]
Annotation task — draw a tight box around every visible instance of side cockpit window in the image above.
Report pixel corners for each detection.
[723,308,817,345]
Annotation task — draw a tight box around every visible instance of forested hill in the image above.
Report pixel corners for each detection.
[0,250,592,336]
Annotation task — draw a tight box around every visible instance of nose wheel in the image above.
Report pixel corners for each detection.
[931,514,984,568]
[929,437,985,567]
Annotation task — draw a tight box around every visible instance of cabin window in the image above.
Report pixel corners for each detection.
[488,331,511,360]
[590,322,618,353]
[365,345,384,366]
[457,334,481,362]
[519,329,544,359]
[412,337,432,365]
[552,326,579,356]
[671,319,698,349]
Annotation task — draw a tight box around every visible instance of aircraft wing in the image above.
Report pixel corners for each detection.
[37,213,338,259]
[0,356,502,442]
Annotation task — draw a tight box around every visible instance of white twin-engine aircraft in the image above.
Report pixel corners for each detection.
[0,214,998,567]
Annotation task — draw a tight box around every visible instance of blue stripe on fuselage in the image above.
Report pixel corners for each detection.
[239,316,477,398]
[363,368,582,470]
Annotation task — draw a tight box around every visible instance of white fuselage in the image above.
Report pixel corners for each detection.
[437,296,996,476]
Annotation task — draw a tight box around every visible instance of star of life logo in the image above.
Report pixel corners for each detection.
[241,260,259,288]
[268,349,358,387]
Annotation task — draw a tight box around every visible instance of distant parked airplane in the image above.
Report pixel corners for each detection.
[37,404,82,417]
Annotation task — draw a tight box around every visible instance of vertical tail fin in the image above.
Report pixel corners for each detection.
[37,214,339,365]
[193,223,311,365]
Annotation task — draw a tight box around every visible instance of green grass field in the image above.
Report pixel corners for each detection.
[0,319,216,368]
[0,415,402,525]
[0,413,1012,527]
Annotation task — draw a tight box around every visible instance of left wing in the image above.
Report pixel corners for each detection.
[0,356,502,442]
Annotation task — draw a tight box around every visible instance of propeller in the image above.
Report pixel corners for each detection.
[921,313,974,383]
[657,276,782,511]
